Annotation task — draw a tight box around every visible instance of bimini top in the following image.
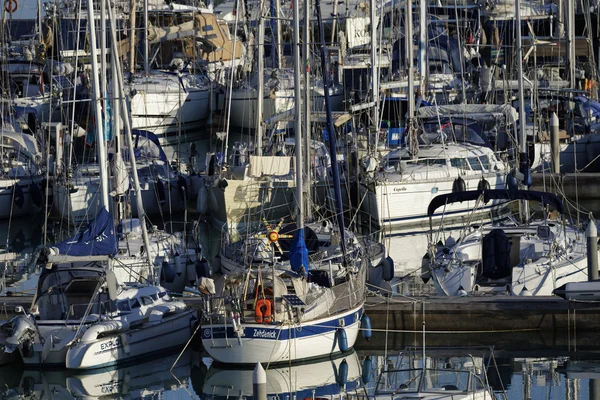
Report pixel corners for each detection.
[427,189,564,217]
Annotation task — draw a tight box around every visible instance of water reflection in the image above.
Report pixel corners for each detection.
[202,351,363,400]
[0,351,200,399]
[3,348,600,399]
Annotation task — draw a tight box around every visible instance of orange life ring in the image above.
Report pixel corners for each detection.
[4,0,18,13]
[255,299,272,323]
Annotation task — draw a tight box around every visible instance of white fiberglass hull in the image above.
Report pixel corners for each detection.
[66,310,196,369]
[129,79,213,137]
[201,304,363,365]
[360,173,506,230]
[53,179,186,225]
[225,90,344,130]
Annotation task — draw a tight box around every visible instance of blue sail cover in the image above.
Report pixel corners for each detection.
[289,228,309,277]
[54,208,118,256]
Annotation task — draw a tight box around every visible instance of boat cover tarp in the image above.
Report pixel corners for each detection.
[54,208,118,256]
[481,228,512,279]
[415,104,519,125]
[427,189,563,216]
[131,129,168,162]
[289,228,310,277]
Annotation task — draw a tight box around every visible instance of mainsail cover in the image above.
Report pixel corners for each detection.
[289,229,309,277]
[53,209,118,256]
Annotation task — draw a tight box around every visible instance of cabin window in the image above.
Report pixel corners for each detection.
[141,297,154,306]
[159,291,169,300]
[479,155,491,171]
[467,157,483,171]
[450,158,469,170]
[130,299,141,309]
[426,158,447,167]
[116,300,131,312]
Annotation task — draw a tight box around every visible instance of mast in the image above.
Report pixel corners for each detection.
[303,0,312,214]
[293,0,303,227]
[515,0,529,216]
[256,0,265,155]
[107,1,155,273]
[370,0,379,150]
[406,0,415,136]
[129,0,137,73]
[143,0,149,75]
[87,0,110,210]
[418,0,427,95]
[315,0,346,257]
[566,0,575,88]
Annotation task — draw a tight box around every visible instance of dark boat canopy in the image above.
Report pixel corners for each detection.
[427,189,564,217]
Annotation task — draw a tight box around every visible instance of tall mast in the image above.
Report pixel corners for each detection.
[129,0,137,73]
[406,0,415,124]
[293,0,303,227]
[256,0,265,155]
[108,1,155,273]
[87,0,110,210]
[303,0,312,214]
[418,0,427,95]
[515,0,529,217]
[370,0,379,150]
[566,0,575,88]
[315,0,346,258]
[143,0,149,75]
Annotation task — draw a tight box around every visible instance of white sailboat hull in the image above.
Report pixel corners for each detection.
[360,173,507,230]
[53,178,186,225]
[127,72,213,142]
[201,304,363,365]
[225,90,344,130]
[65,309,196,369]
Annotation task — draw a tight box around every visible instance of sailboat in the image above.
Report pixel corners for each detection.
[198,0,368,365]
[426,189,593,296]
[373,346,498,399]
[0,0,200,369]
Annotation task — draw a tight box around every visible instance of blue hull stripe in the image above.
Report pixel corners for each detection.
[203,307,363,341]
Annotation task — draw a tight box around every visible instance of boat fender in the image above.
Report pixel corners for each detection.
[218,178,228,189]
[186,260,196,285]
[452,176,466,193]
[177,175,188,201]
[155,180,166,203]
[361,356,373,384]
[255,299,272,323]
[161,260,176,283]
[361,314,372,341]
[30,183,42,209]
[506,172,518,196]
[13,184,24,208]
[195,258,211,278]
[121,333,130,354]
[336,359,348,387]
[336,328,348,352]
[382,256,394,282]
[477,177,490,192]
[174,254,183,274]
[421,253,431,284]
[197,185,208,214]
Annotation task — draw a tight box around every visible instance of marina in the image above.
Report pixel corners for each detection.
[2,0,600,395]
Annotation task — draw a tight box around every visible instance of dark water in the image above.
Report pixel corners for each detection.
[3,344,600,399]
